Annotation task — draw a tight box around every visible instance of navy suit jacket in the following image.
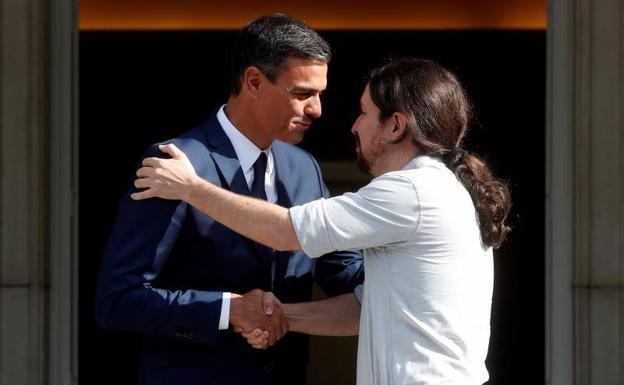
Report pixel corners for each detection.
[95,113,364,385]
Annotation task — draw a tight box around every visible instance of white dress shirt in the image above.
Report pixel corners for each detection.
[216,105,277,330]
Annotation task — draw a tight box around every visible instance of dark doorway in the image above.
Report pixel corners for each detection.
[80,30,544,385]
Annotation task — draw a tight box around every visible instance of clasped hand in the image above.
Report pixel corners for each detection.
[229,289,287,349]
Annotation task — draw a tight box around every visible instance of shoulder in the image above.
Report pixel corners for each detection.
[272,141,322,171]
[392,157,457,192]
[144,126,211,159]
[271,141,327,199]
[272,141,318,162]
[394,158,472,210]
[357,171,418,202]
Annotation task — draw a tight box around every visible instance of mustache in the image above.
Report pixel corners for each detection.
[293,118,312,125]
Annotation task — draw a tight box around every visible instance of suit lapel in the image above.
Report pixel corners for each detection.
[272,142,295,207]
[272,143,295,291]
[203,115,250,196]
[203,115,273,289]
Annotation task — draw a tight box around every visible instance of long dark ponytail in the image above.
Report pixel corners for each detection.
[368,58,511,248]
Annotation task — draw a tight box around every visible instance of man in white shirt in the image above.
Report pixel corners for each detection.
[132,58,511,384]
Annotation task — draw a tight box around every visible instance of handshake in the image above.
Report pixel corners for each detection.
[229,289,288,349]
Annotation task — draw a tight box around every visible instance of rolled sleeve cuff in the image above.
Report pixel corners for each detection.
[218,292,231,330]
[289,200,334,258]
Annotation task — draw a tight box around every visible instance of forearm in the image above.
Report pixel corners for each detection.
[187,178,300,251]
[283,293,361,336]
[96,284,223,344]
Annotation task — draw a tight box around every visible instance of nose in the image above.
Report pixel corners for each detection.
[304,94,322,119]
[351,119,359,135]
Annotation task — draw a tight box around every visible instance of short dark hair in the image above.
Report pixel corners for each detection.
[369,58,511,249]
[229,14,331,95]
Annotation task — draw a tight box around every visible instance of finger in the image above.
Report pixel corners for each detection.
[241,329,263,339]
[243,329,269,345]
[233,326,243,333]
[251,332,270,349]
[130,189,154,201]
[142,157,161,167]
[265,327,277,346]
[134,178,151,189]
[136,167,155,178]
[242,329,267,339]
[247,337,268,345]
[268,333,277,347]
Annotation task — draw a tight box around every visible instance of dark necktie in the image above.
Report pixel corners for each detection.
[250,152,268,200]
[249,152,274,289]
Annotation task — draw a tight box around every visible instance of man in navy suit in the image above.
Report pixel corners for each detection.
[95,14,363,385]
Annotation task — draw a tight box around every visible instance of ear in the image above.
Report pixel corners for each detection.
[387,112,408,143]
[242,66,264,98]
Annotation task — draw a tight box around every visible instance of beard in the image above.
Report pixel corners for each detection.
[354,135,373,175]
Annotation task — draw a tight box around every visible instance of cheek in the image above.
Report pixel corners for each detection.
[292,101,306,116]
[282,102,297,119]
[360,120,375,140]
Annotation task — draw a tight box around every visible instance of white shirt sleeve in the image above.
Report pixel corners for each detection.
[289,173,420,258]
[218,292,231,330]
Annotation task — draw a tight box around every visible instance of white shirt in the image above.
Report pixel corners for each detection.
[290,155,492,385]
[216,105,277,330]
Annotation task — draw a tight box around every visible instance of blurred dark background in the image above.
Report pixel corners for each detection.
[80,30,544,385]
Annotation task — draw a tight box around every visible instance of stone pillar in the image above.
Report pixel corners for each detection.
[546,0,624,384]
[1,0,50,383]
[0,0,78,384]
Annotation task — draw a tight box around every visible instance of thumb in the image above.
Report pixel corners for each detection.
[262,292,276,315]
[159,143,183,159]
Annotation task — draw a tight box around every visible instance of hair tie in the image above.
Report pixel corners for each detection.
[455,148,468,164]
[441,147,468,169]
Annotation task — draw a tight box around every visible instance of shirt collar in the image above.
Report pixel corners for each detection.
[403,154,446,171]
[217,105,272,174]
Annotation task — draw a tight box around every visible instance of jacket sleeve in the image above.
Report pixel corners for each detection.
[95,144,223,345]
[307,155,365,297]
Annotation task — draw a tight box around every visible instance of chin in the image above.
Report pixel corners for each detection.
[279,132,305,144]
[355,153,371,175]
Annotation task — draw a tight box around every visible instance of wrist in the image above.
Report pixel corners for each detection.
[282,303,301,333]
[228,293,244,325]
[186,175,204,204]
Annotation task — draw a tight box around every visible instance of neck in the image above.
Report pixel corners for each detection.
[224,95,272,150]
[371,144,420,177]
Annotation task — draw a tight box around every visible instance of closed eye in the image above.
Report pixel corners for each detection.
[292,92,315,101]
[290,87,324,101]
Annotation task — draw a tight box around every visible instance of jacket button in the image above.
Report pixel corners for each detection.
[175,331,195,340]
[264,363,275,374]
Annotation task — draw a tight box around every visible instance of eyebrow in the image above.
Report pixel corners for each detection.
[290,86,325,94]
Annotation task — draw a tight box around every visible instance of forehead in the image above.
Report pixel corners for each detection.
[361,84,373,105]
[277,57,328,89]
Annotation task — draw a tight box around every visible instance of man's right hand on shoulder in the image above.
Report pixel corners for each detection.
[229,289,288,348]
